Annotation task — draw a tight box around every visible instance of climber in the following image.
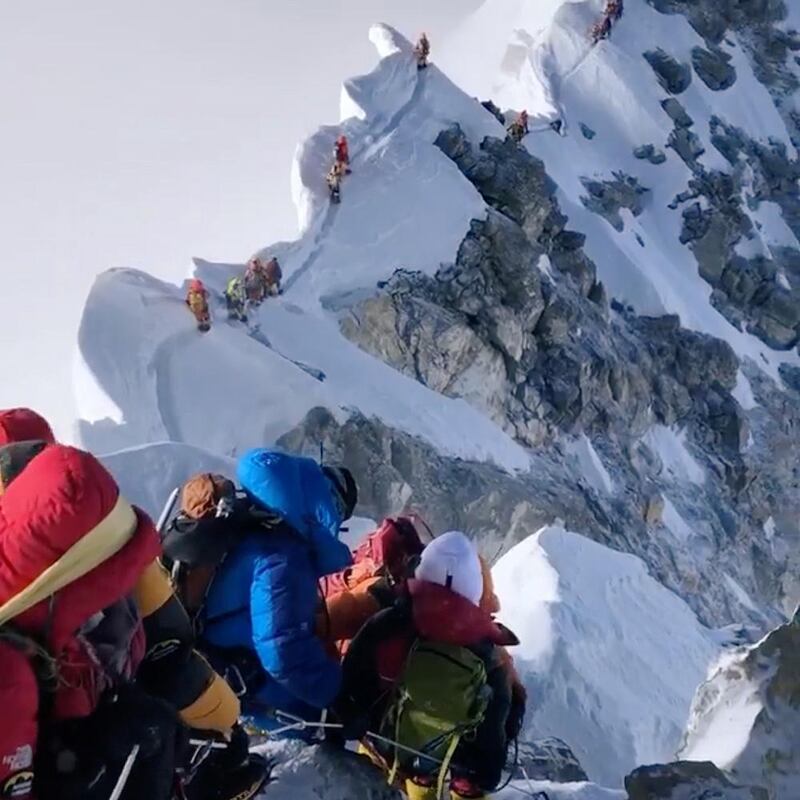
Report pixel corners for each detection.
[186,278,211,332]
[337,531,519,800]
[192,450,357,735]
[0,409,270,800]
[414,32,430,70]
[327,161,344,204]
[334,135,351,175]
[590,14,612,43]
[263,256,283,296]
[0,426,177,799]
[244,258,267,305]
[606,0,623,21]
[225,276,248,323]
[507,109,529,143]
[321,515,429,656]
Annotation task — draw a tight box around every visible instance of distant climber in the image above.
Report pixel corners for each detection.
[186,278,211,332]
[507,109,529,143]
[414,33,430,70]
[590,15,612,44]
[606,0,623,21]
[244,259,267,305]
[334,135,351,175]
[327,161,344,204]
[263,256,283,296]
[225,276,248,323]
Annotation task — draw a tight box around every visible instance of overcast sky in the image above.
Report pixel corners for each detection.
[0,0,482,440]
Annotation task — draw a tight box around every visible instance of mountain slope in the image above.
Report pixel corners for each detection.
[74,9,800,789]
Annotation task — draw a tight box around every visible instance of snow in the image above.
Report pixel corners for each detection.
[679,647,766,770]
[642,425,706,485]
[493,525,720,788]
[566,434,615,494]
[340,516,378,549]
[763,516,776,541]
[732,371,758,411]
[440,0,800,381]
[662,496,695,542]
[723,574,759,614]
[75,27,531,473]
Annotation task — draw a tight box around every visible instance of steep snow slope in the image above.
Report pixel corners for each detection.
[679,609,800,797]
[494,526,721,788]
[440,0,800,379]
[75,26,529,473]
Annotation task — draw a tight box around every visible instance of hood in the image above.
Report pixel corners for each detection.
[0,444,160,650]
[0,408,55,446]
[237,448,352,577]
[408,579,515,648]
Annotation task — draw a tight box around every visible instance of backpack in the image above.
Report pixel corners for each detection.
[161,474,280,627]
[324,517,425,598]
[380,639,491,797]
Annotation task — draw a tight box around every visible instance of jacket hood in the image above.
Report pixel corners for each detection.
[237,448,352,577]
[408,579,514,647]
[0,444,160,650]
[0,408,55,446]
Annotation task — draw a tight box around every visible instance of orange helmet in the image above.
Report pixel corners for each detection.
[337,134,347,145]
[189,278,204,292]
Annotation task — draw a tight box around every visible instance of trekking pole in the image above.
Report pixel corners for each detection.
[108,744,139,800]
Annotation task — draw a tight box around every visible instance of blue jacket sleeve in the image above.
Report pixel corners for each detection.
[249,551,342,710]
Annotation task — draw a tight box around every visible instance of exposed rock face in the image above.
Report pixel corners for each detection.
[668,115,800,351]
[625,761,767,800]
[645,0,800,142]
[692,46,737,91]
[264,743,402,800]
[581,173,650,231]
[513,738,589,783]
[634,143,667,165]
[643,49,692,94]
[680,609,800,798]
[328,126,800,626]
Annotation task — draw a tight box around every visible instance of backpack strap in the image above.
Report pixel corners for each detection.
[0,495,137,626]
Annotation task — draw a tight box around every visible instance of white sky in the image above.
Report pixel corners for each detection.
[0,0,481,441]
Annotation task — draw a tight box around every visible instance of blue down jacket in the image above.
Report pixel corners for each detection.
[201,449,353,728]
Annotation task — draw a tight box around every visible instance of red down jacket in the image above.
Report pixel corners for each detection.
[0,440,160,796]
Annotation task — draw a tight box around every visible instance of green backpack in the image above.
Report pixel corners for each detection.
[381,639,491,797]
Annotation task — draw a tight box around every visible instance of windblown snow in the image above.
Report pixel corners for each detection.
[493,526,720,788]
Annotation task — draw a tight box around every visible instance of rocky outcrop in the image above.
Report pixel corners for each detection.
[625,761,767,800]
[680,609,800,798]
[633,144,667,165]
[668,116,800,351]
[513,738,589,783]
[643,49,692,94]
[692,46,737,91]
[645,0,800,143]
[330,127,800,626]
[581,173,650,231]
[264,742,402,800]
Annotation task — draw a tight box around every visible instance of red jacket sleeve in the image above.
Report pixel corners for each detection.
[0,642,37,799]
